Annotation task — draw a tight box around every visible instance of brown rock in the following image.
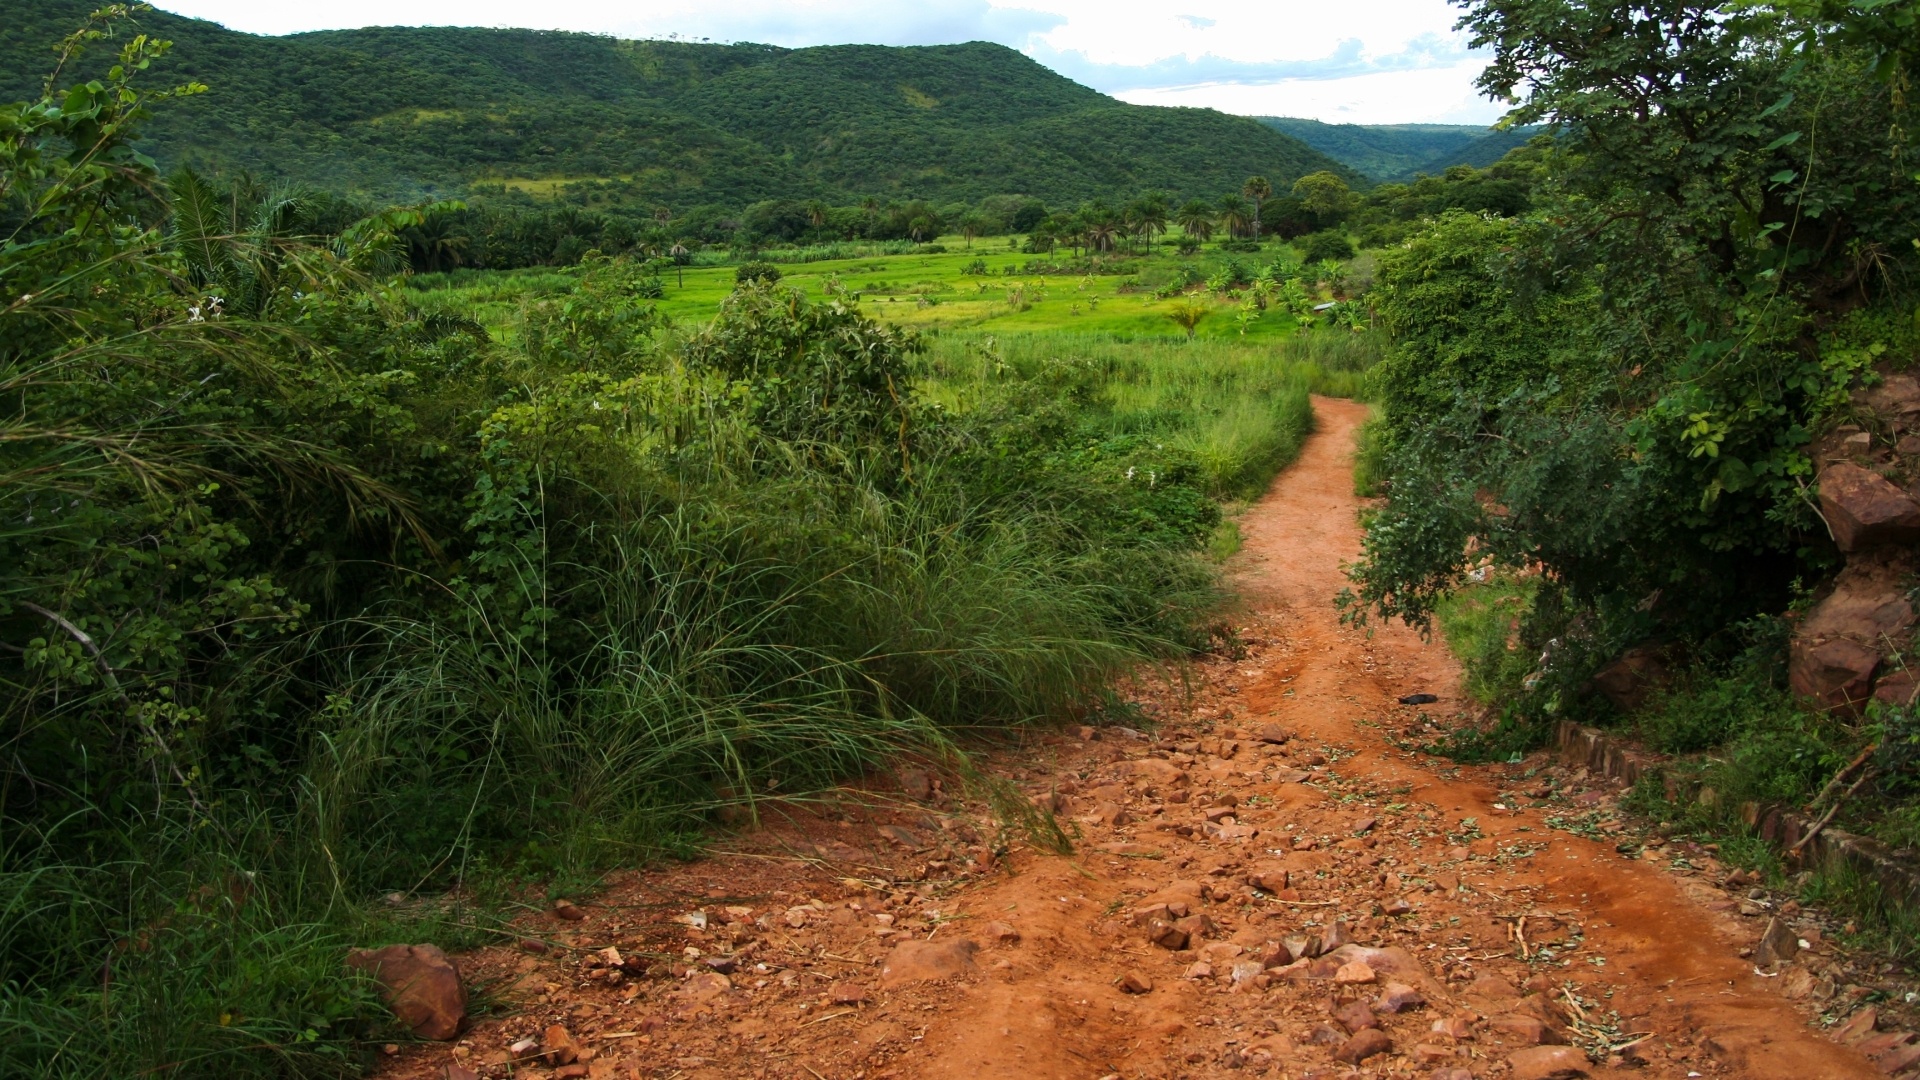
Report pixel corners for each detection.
[1308,1022,1348,1045]
[1820,463,1920,551]
[1590,646,1672,713]
[1753,916,1800,968]
[897,768,933,801]
[552,1066,589,1080]
[1792,548,1916,712]
[1283,934,1317,960]
[1333,1028,1393,1064]
[1381,897,1414,917]
[1334,960,1378,984]
[1118,971,1154,994]
[1429,1070,1474,1080]
[1173,913,1217,943]
[1874,1041,1920,1074]
[1431,1016,1475,1040]
[1146,918,1189,950]
[542,1024,581,1065]
[1318,921,1352,955]
[346,945,467,1041]
[1492,1013,1564,1045]
[1508,1045,1590,1080]
[1838,1007,1880,1044]
[1375,981,1426,1013]
[1791,637,1883,713]
[445,1067,481,1080]
[551,898,588,921]
[1334,1001,1379,1033]
[1320,944,1439,993]
[1467,974,1520,1001]
[676,972,732,1002]
[1256,724,1292,744]
[827,982,869,1005]
[1414,1043,1458,1063]
[880,938,979,986]
[982,920,1021,944]
[1874,669,1920,706]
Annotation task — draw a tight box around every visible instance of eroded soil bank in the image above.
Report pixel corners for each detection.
[379,397,1893,1080]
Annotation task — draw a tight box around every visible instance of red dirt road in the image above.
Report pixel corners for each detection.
[382,397,1882,1080]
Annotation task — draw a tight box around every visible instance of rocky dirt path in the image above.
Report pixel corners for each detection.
[384,397,1905,1080]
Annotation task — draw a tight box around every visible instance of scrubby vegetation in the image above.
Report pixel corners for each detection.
[0,12,1387,1075]
[1347,0,1920,935]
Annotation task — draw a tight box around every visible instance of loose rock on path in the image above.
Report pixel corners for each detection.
[377,397,1903,1080]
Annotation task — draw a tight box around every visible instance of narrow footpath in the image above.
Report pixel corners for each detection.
[384,397,1890,1080]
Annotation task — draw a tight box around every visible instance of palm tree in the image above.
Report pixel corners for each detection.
[1165,299,1210,341]
[957,212,985,250]
[804,199,829,230]
[1242,176,1271,240]
[1217,194,1252,241]
[1084,212,1120,254]
[1175,200,1215,244]
[1133,193,1168,254]
[861,196,880,236]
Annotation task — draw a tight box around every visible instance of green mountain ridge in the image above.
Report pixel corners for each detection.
[1257,116,1541,181]
[1,2,1360,211]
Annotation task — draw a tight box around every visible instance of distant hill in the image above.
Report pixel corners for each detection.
[1256,117,1540,181]
[0,3,1360,212]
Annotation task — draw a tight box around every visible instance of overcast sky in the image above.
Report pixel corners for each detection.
[153,0,1507,125]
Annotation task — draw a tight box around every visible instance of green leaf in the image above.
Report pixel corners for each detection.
[1757,91,1795,120]
[1764,131,1802,150]
[1768,170,1797,184]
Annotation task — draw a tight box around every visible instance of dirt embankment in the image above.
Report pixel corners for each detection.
[376,397,1891,1080]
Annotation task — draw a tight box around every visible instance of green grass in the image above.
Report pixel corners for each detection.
[1434,573,1540,705]
[406,238,1377,346]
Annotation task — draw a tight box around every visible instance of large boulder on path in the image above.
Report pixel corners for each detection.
[1790,547,1916,713]
[1818,463,1920,551]
[346,944,467,1040]
[880,938,979,986]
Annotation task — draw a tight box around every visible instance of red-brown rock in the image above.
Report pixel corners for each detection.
[1508,1045,1591,1080]
[1790,637,1882,714]
[1333,1028,1392,1064]
[1820,463,1920,551]
[1590,646,1672,713]
[880,938,979,986]
[1492,1013,1564,1045]
[1792,548,1916,712]
[346,944,467,1041]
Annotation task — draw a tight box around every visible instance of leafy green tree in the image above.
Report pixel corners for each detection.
[1175,199,1215,243]
[1217,193,1252,240]
[1242,175,1272,238]
[1289,171,1358,229]
[1165,299,1210,340]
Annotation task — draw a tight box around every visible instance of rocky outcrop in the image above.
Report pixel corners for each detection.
[1589,645,1673,713]
[1818,463,1920,552]
[1789,547,1916,713]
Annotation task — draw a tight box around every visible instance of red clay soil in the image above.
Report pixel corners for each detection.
[379,397,1890,1080]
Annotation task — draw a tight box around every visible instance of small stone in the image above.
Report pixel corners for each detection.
[880,938,980,987]
[1467,974,1520,1001]
[1256,724,1292,744]
[1319,921,1352,955]
[1837,1006,1880,1044]
[898,768,933,801]
[1333,1028,1393,1064]
[828,982,869,1005]
[508,1038,539,1059]
[553,1066,589,1080]
[1414,1043,1458,1063]
[1173,913,1217,943]
[1429,1070,1474,1080]
[542,1024,580,1066]
[1431,1016,1474,1040]
[1491,1014,1563,1045]
[1230,960,1265,987]
[1308,1022,1348,1045]
[1508,1045,1591,1080]
[1753,916,1799,968]
[1334,1001,1379,1033]
[676,972,732,1001]
[1353,816,1378,835]
[1283,934,1317,960]
[1334,960,1377,984]
[983,920,1021,944]
[445,1066,481,1080]
[1375,981,1426,1013]
[1381,897,1414,917]
[551,899,587,921]
[1147,918,1189,950]
[1399,693,1439,705]
[1118,971,1154,994]
[517,938,547,954]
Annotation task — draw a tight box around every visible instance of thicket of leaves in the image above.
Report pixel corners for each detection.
[0,13,1244,1076]
[1349,0,1920,713]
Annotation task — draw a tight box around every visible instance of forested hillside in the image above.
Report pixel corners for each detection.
[0,1,1356,210]
[1258,116,1541,180]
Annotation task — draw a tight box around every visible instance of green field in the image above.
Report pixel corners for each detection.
[407,236,1373,341]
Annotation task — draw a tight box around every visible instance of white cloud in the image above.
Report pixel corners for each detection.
[148,0,1507,125]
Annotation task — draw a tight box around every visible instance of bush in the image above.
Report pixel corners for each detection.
[1299,231,1356,263]
[734,260,783,285]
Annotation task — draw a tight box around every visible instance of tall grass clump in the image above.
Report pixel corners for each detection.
[0,22,1247,1075]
